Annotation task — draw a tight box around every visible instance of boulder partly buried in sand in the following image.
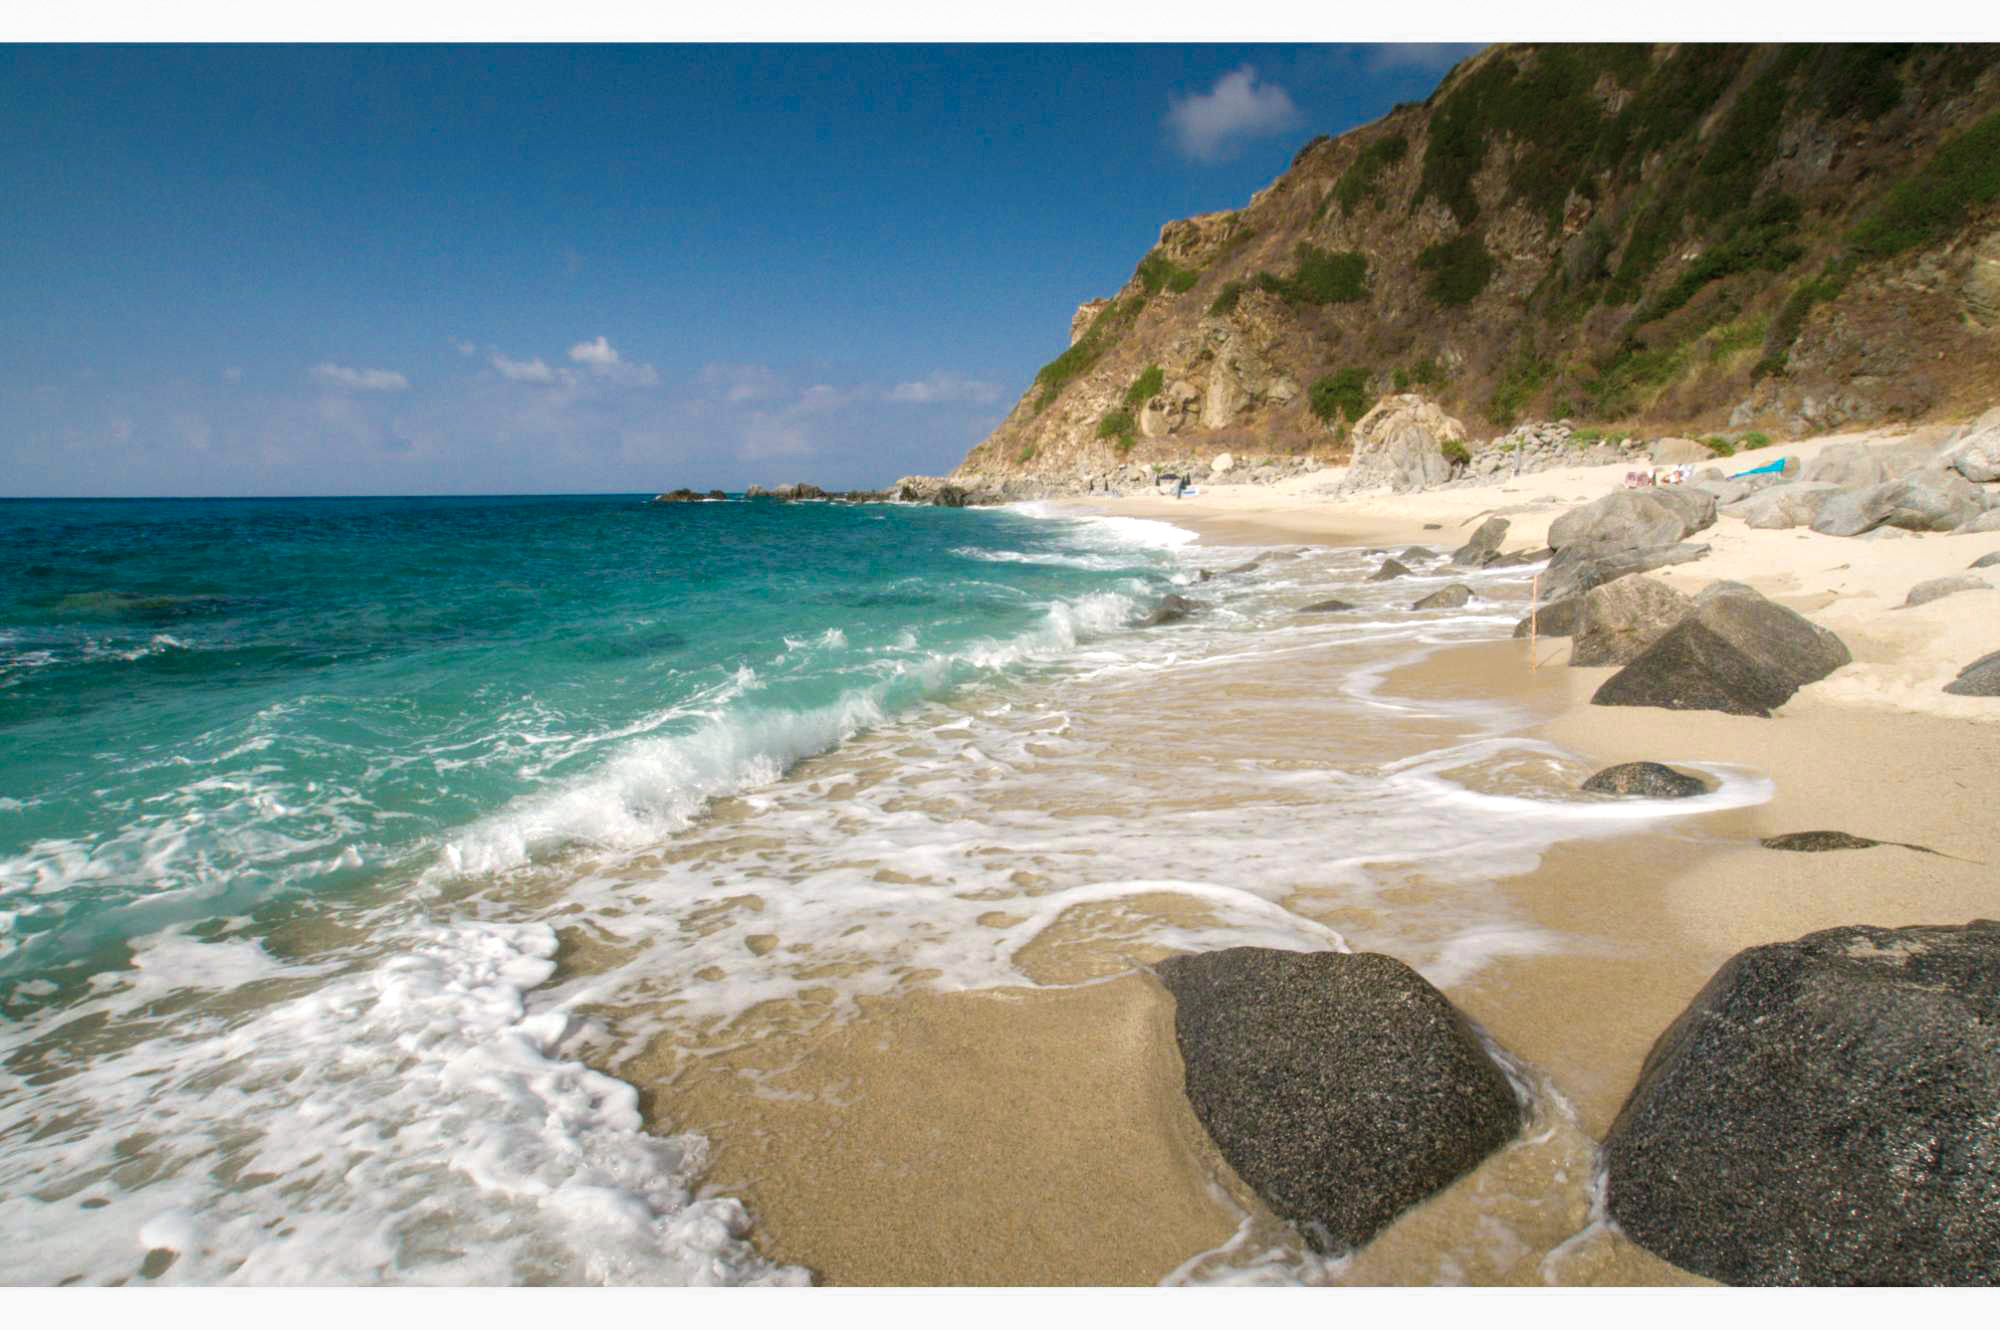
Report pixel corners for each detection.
[1903,574,1991,608]
[1340,395,1468,494]
[1155,948,1522,1256]
[1604,920,2000,1285]
[1581,762,1708,799]
[1547,488,1717,552]
[1570,575,1693,668]
[1592,582,1850,717]
[1945,648,2000,697]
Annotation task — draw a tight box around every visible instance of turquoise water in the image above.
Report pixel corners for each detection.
[0,494,1178,984]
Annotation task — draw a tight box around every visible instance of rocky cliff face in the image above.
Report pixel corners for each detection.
[953,43,2000,490]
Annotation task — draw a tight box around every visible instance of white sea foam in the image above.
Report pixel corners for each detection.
[0,921,806,1285]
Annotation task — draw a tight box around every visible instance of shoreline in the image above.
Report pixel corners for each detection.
[644,422,1998,1285]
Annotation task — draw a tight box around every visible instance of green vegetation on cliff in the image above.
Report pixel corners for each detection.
[1417,232,1496,306]
[1325,134,1407,218]
[1307,368,1375,425]
[1256,243,1368,305]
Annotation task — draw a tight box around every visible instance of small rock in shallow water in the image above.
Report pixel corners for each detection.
[1368,558,1413,582]
[1411,584,1473,610]
[1582,762,1708,798]
[1298,598,1355,613]
[1132,593,1203,627]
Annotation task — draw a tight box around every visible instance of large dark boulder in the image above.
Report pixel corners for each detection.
[1512,597,1582,639]
[1592,583,1850,717]
[1450,517,1509,567]
[1581,762,1708,798]
[1412,584,1474,610]
[1604,921,2000,1285]
[1570,575,1692,668]
[1540,541,1712,605]
[1156,948,1522,1255]
[1547,488,1717,551]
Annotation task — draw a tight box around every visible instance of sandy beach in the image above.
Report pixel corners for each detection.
[619,421,1998,1286]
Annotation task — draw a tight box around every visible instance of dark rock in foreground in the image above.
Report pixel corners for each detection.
[1512,597,1582,639]
[1412,584,1473,610]
[1604,921,2000,1285]
[1592,582,1850,717]
[1582,762,1708,798]
[1945,648,2000,696]
[1450,517,1509,567]
[1133,593,1203,627]
[1299,598,1355,613]
[1367,557,1413,582]
[1156,948,1522,1256]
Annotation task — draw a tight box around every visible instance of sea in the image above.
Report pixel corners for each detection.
[0,493,1770,1285]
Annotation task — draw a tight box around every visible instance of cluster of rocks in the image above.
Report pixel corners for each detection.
[649,488,728,503]
[1707,409,2000,536]
[1154,919,2000,1283]
[1450,421,1651,484]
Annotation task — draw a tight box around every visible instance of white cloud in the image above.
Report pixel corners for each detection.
[887,371,1001,406]
[698,361,785,403]
[568,335,659,387]
[491,350,558,384]
[310,363,411,392]
[450,338,477,357]
[1165,66,1301,164]
[221,367,243,385]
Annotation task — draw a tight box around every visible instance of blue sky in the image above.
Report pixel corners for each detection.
[1,42,1479,496]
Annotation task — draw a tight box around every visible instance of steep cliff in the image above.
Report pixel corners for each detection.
[954,43,2000,487]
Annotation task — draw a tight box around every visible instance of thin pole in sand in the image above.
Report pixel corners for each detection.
[1529,573,1540,670]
